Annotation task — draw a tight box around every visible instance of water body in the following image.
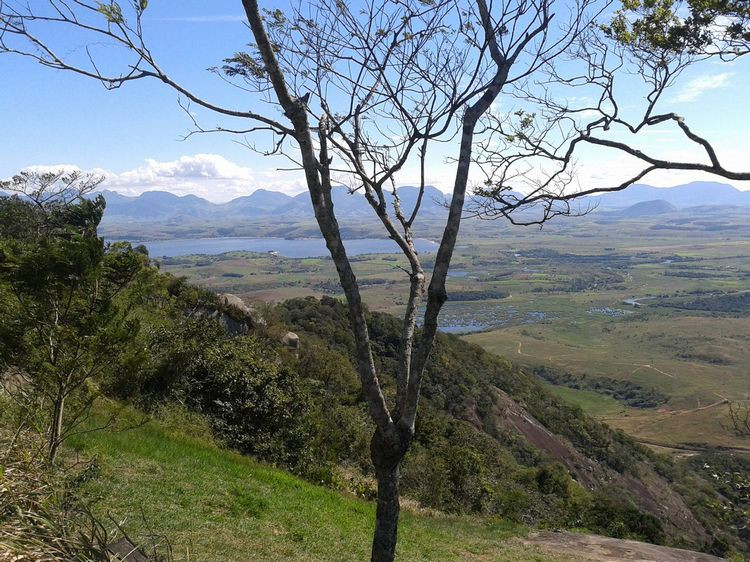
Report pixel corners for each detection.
[419,302,550,334]
[138,237,439,259]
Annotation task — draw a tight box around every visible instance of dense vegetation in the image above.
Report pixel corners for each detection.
[1,192,748,559]
[654,291,750,315]
[530,365,668,408]
[446,289,510,301]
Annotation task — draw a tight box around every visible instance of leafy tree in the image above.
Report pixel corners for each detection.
[138,317,312,467]
[603,0,750,56]
[0,172,150,464]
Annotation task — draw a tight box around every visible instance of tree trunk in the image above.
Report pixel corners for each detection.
[372,463,400,562]
[48,388,65,464]
[370,428,410,562]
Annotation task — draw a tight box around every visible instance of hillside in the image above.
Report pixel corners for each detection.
[1,283,745,559]
[43,404,716,562]
[615,199,677,217]
[2,188,746,559]
[274,298,740,554]
[60,404,540,562]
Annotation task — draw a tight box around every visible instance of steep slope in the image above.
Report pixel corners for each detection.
[277,297,729,553]
[57,403,723,562]
[64,404,544,562]
[486,387,705,542]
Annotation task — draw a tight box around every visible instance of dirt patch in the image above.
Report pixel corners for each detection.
[523,531,725,561]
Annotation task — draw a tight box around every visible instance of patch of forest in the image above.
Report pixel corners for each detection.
[529,366,668,408]
[654,291,750,315]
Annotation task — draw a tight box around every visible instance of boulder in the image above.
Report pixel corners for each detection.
[210,293,267,335]
[218,293,253,317]
[281,331,300,351]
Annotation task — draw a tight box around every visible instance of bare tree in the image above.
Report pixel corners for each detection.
[2,1,748,558]
[466,23,750,222]
[728,401,750,437]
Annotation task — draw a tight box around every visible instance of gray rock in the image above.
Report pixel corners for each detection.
[281,331,300,350]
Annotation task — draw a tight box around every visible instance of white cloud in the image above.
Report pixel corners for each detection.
[117,154,252,183]
[19,154,306,203]
[103,154,257,202]
[672,72,733,103]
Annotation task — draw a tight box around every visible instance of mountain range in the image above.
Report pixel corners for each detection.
[94,181,749,222]
[590,181,750,209]
[97,185,451,221]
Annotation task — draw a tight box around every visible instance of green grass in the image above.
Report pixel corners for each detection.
[67,405,565,561]
[544,385,626,417]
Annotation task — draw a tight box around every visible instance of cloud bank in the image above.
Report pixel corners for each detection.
[16,147,749,205]
[21,154,307,203]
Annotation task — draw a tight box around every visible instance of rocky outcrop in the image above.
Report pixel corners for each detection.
[218,293,254,318]
[489,387,607,490]
[522,531,725,561]
[487,387,708,544]
[191,293,267,336]
[280,331,299,351]
[0,368,31,395]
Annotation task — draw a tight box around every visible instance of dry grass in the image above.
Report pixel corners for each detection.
[0,429,108,561]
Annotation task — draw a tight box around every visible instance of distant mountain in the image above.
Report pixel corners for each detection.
[94,181,748,224]
[273,186,450,218]
[385,185,448,216]
[593,182,750,209]
[273,187,377,217]
[101,190,212,219]
[616,199,677,217]
[220,189,293,217]
[95,185,451,223]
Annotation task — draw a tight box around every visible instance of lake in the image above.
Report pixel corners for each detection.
[138,236,439,259]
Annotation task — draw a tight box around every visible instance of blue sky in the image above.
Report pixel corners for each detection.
[1,0,749,202]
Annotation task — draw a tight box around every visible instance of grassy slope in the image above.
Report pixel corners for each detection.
[543,385,625,417]
[69,407,567,562]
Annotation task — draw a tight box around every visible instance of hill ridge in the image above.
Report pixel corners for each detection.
[93,181,749,222]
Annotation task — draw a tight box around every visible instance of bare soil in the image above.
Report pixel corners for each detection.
[523,531,726,562]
